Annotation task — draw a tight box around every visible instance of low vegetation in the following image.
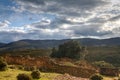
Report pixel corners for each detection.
[0,57,7,71]
[1,44,120,67]
[17,73,32,80]
[90,74,103,80]
[0,69,60,80]
[0,68,118,80]
[31,70,41,79]
[51,40,87,60]
[93,61,114,68]
[0,41,120,80]
[86,46,120,67]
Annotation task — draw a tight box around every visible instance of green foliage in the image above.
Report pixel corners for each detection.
[90,74,103,80]
[93,61,114,68]
[17,65,24,70]
[86,46,120,67]
[57,61,77,67]
[17,73,32,80]
[0,57,7,71]
[0,49,51,57]
[31,70,41,79]
[51,47,57,57]
[51,40,87,60]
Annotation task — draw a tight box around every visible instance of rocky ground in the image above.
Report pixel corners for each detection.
[54,73,89,80]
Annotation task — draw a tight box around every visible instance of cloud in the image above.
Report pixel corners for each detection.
[14,0,109,16]
[0,20,11,27]
[109,15,120,21]
[0,0,120,42]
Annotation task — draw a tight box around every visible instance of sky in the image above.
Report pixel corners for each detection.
[0,0,120,43]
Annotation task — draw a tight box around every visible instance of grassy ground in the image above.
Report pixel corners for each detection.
[104,77,118,80]
[0,69,60,80]
[0,69,119,80]
[86,46,120,67]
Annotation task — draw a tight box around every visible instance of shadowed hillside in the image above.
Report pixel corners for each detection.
[0,37,120,51]
[0,43,6,47]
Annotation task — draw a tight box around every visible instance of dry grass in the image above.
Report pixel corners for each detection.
[0,68,119,80]
[0,69,60,80]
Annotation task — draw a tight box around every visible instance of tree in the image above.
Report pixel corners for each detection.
[51,47,58,57]
[0,57,7,71]
[51,40,87,60]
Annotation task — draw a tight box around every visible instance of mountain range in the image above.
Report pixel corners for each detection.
[0,43,6,47]
[0,37,120,51]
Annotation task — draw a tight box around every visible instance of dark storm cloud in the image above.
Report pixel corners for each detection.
[16,0,108,9]
[73,25,111,37]
[15,0,109,16]
[31,17,81,29]
[87,17,107,24]
[15,0,45,5]
[57,0,108,9]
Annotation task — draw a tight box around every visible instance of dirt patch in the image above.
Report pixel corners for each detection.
[54,74,89,80]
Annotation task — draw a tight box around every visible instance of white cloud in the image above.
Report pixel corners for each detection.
[0,20,11,27]
[0,0,120,42]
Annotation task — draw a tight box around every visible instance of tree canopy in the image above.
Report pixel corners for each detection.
[51,40,87,60]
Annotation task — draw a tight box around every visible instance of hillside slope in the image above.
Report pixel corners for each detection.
[0,37,120,51]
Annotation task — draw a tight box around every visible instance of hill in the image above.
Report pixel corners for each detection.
[0,37,120,51]
[0,38,120,67]
[86,46,120,67]
[0,43,6,47]
[0,39,66,51]
[78,37,120,46]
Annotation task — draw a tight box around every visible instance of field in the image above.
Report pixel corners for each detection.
[0,68,119,80]
[0,69,60,80]
[1,46,120,67]
[0,46,120,80]
[86,46,120,67]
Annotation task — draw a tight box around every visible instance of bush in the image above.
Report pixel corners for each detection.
[0,58,7,71]
[8,65,16,69]
[17,65,24,70]
[90,74,103,80]
[93,61,114,68]
[17,73,32,80]
[24,66,36,71]
[31,70,40,79]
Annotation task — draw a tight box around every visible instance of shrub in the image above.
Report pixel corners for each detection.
[17,73,32,80]
[0,58,7,71]
[8,65,16,69]
[24,66,36,71]
[17,65,24,70]
[31,70,41,79]
[93,61,114,68]
[90,74,103,80]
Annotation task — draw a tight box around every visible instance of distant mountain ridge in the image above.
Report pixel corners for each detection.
[0,43,6,47]
[0,37,120,51]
